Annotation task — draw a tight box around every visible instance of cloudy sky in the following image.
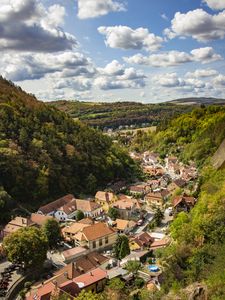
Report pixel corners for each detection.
[1,0,225,102]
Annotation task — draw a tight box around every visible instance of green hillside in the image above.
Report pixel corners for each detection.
[48,100,193,130]
[0,77,139,222]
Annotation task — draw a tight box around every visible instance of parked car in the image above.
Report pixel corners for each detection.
[137,219,144,226]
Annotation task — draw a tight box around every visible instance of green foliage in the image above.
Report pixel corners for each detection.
[156,166,225,297]
[125,260,141,275]
[50,100,192,131]
[108,277,125,291]
[0,78,139,216]
[134,277,145,288]
[75,210,85,221]
[0,186,14,224]
[75,290,104,300]
[42,219,61,249]
[3,226,48,269]
[114,235,130,260]
[108,207,119,220]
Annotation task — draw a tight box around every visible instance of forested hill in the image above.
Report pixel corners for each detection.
[131,105,225,165]
[0,77,138,222]
[48,100,193,130]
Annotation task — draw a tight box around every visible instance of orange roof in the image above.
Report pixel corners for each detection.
[115,219,136,231]
[150,238,170,249]
[26,281,55,300]
[62,247,88,259]
[4,217,33,235]
[30,213,55,226]
[73,268,107,288]
[82,222,115,241]
[113,198,141,210]
[78,218,94,225]
[62,222,90,235]
[39,194,74,214]
[173,196,196,207]
[75,199,101,212]
[95,191,114,202]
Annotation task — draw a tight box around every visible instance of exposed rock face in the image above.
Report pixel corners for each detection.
[163,283,208,300]
[212,139,225,169]
[186,284,208,300]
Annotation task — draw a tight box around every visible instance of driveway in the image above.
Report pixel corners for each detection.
[133,213,154,234]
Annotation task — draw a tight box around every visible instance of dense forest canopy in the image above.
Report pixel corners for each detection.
[131,105,225,165]
[49,100,193,130]
[0,77,139,218]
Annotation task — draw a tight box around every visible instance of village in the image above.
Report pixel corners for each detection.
[0,151,198,300]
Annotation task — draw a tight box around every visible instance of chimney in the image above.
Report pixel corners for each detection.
[64,272,69,279]
[105,192,109,202]
[90,271,93,276]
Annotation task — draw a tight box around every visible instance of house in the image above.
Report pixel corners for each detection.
[173,195,196,212]
[95,191,117,212]
[38,194,75,221]
[120,250,149,266]
[150,238,170,250]
[64,222,117,251]
[30,213,55,227]
[80,222,117,251]
[62,247,89,263]
[129,184,150,196]
[165,156,178,169]
[145,191,168,209]
[143,152,159,165]
[26,268,107,300]
[130,232,154,251]
[115,219,136,234]
[62,222,90,242]
[75,199,102,218]
[3,217,33,237]
[112,196,141,220]
[168,179,186,193]
[56,252,109,278]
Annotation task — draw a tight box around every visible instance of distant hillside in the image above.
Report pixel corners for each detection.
[48,100,193,130]
[170,97,225,106]
[0,77,138,222]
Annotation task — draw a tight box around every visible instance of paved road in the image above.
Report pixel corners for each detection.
[133,212,154,234]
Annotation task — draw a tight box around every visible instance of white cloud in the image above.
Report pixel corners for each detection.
[203,0,225,10]
[153,73,185,87]
[0,0,76,52]
[124,47,222,67]
[95,60,146,90]
[161,13,168,20]
[164,9,225,41]
[77,0,126,19]
[185,68,218,78]
[98,26,163,52]
[1,51,95,81]
[213,74,225,86]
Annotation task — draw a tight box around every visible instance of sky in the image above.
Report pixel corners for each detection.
[1,0,225,103]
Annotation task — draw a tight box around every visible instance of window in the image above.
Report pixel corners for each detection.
[99,239,102,246]
[93,241,96,248]
[105,236,108,244]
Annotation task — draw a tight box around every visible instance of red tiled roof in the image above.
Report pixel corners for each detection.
[73,268,107,288]
[39,194,74,214]
[30,213,55,226]
[82,222,115,241]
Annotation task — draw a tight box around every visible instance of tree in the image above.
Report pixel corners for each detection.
[154,208,164,227]
[125,260,141,275]
[3,227,48,269]
[75,290,105,300]
[0,187,14,224]
[108,207,119,220]
[42,219,62,249]
[114,235,130,260]
[75,210,84,221]
[134,277,145,288]
[108,278,125,291]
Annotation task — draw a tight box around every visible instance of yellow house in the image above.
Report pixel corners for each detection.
[95,191,117,212]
